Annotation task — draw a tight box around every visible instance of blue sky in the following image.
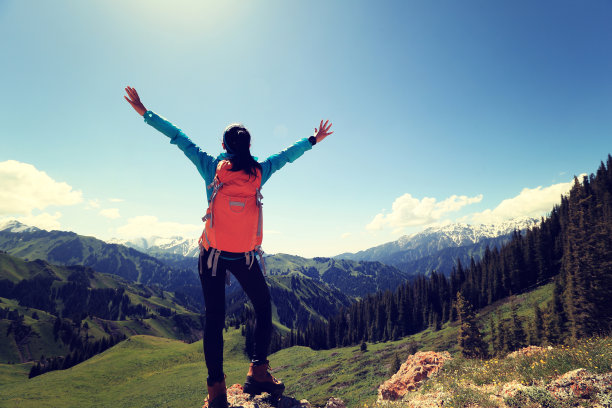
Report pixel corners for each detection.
[1,0,611,257]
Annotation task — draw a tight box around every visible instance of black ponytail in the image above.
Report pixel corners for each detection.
[223,124,261,177]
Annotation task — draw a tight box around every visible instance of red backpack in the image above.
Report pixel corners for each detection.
[199,160,265,278]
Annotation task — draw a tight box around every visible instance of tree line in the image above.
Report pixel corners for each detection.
[285,155,612,353]
[29,332,126,378]
[0,274,150,322]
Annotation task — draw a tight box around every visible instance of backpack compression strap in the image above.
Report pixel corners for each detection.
[254,246,266,275]
[256,188,263,237]
[202,177,223,226]
[244,246,266,275]
[207,248,222,277]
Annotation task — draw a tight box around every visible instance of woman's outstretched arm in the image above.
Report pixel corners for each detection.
[260,120,333,186]
[123,86,216,185]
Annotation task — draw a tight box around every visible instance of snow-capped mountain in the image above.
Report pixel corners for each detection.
[397,217,540,250]
[0,220,41,233]
[336,217,540,267]
[107,236,200,258]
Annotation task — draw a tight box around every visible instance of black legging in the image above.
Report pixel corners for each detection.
[198,248,272,386]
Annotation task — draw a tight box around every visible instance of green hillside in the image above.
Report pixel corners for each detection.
[266,254,410,298]
[0,229,196,291]
[0,331,246,408]
[273,283,555,407]
[227,274,353,330]
[0,253,202,364]
[0,250,363,369]
[0,250,366,367]
[0,228,397,333]
[0,283,558,408]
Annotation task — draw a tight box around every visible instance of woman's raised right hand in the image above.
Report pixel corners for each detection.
[124,86,147,116]
[314,120,333,144]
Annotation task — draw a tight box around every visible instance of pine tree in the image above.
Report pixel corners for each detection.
[508,305,526,351]
[28,362,41,378]
[496,316,508,355]
[488,315,497,357]
[455,292,488,359]
[390,353,402,375]
[532,304,543,346]
[544,279,565,344]
[432,312,441,332]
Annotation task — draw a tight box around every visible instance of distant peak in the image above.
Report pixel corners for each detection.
[105,235,200,257]
[337,217,541,259]
[0,219,40,233]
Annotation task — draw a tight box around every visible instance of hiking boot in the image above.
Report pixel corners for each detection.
[243,360,285,398]
[205,378,228,408]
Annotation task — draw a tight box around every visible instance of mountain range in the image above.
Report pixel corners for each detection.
[103,217,539,278]
[0,221,409,333]
[107,235,201,258]
[0,216,540,334]
[335,217,540,275]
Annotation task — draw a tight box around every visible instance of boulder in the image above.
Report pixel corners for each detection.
[377,351,452,402]
[324,397,346,408]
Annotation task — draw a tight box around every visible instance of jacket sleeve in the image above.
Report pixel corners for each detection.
[143,111,216,183]
[260,138,313,186]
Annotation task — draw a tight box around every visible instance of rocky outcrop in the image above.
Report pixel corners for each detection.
[546,368,612,400]
[405,368,612,407]
[377,351,452,402]
[202,384,312,408]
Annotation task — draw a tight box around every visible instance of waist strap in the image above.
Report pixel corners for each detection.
[204,246,266,285]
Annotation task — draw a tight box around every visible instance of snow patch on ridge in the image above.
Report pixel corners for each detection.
[106,235,200,257]
[337,217,540,262]
[0,220,41,233]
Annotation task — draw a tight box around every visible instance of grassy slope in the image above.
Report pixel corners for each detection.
[0,284,555,408]
[0,363,32,386]
[0,293,201,364]
[0,336,203,408]
[0,252,203,363]
[266,254,410,298]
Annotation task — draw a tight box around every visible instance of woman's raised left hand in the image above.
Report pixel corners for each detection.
[124,86,147,116]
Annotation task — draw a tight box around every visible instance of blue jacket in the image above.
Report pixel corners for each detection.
[144,111,313,201]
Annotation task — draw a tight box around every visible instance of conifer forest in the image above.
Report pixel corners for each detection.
[282,155,612,353]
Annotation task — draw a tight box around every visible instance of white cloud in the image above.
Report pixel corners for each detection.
[0,160,83,215]
[116,215,201,239]
[86,199,101,209]
[341,232,351,239]
[109,198,124,203]
[367,193,483,232]
[99,208,121,219]
[20,212,63,230]
[465,176,582,224]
